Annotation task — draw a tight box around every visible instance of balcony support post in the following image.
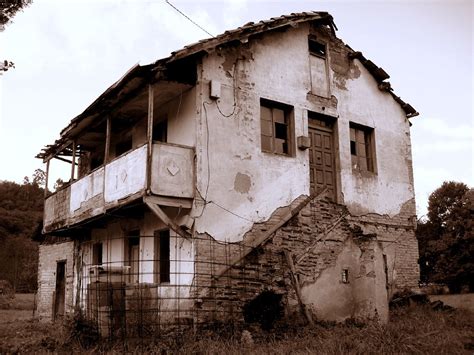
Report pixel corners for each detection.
[104,116,111,164]
[70,141,76,181]
[146,84,154,192]
[44,158,50,198]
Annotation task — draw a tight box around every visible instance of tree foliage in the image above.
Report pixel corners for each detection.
[0,0,32,29]
[416,181,473,292]
[0,171,44,292]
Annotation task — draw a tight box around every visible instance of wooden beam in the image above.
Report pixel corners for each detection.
[145,201,192,240]
[43,139,74,162]
[54,156,77,165]
[144,195,192,209]
[284,251,314,325]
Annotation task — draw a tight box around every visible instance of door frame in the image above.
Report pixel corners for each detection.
[53,260,66,321]
[307,112,341,203]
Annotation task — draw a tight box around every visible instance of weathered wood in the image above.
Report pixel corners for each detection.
[144,195,193,209]
[146,84,154,191]
[44,159,50,198]
[284,250,314,325]
[70,141,76,180]
[104,116,111,164]
[145,201,192,240]
[54,156,77,165]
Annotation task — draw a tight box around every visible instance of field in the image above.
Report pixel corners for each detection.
[0,294,473,354]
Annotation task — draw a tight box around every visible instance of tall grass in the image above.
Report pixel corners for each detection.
[2,305,473,354]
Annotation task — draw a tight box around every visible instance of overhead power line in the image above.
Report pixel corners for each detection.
[165,0,214,38]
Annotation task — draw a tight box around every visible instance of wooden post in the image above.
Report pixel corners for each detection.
[146,84,154,192]
[70,141,76,181]
[284,250,314,325]
[104,116,111,164]
[44,159,50,198]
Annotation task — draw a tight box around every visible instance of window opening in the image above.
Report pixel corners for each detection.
[260,99,293,155]
[125,231,140,283]
[350,123,375,173]
[308,38,326,58]
[92,243,103,266]
[154,230,170,284]
[153,120,168,142]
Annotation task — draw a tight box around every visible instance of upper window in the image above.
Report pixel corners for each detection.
[308,38,326,58]
[260,99,293,155]
[350,123,376,173]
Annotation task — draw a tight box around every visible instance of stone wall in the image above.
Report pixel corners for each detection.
[37,240,75,321]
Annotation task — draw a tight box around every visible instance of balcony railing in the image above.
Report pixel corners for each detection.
[43,142,194,233]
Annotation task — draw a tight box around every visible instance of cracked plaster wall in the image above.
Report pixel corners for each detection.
[192,23,416,242]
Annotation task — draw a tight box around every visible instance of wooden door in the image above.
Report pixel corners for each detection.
[308,117,336,200]
[53,261,66,320]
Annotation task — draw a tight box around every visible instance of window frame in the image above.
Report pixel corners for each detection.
[124,230,140,284]
[349,122,376,174]
[308,37,327,59]
[260,98,294,156]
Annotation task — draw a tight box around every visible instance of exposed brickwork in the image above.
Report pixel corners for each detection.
[43,187,70,232]
[347,198,420,292]
[193,193,419,324]
[37,240,75,321]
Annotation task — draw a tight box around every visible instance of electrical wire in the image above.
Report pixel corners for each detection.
[165,0,214,38]
[215,59,240,118]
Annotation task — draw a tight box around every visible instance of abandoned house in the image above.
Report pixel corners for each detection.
[36,12,420,335]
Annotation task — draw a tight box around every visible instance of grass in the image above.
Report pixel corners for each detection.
[0,304,473,354]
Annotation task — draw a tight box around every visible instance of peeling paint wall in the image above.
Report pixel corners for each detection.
[194,25,312,242]
[193,22,416,242]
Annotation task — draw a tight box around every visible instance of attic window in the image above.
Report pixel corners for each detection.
[308,38,326,58]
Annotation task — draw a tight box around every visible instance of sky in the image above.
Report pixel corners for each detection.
[0,0,472,217]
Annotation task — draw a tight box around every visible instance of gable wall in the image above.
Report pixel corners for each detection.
[193,23,416,241]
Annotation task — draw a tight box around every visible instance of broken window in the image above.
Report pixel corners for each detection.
[92,242,103,266]
[154,230,170,284]
[260,99,293,155]
[350,123,376,173]
[308,38,326,58]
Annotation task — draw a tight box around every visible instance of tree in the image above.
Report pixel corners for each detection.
[417,181,473,292]
[0,170,44,292]
[32,168,46,188]
[1,1,33,75]
[0,0,32,30]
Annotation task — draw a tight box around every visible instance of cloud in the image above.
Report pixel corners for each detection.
[413,116,473,140]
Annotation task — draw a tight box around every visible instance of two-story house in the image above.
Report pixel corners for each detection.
[36,12,420,335]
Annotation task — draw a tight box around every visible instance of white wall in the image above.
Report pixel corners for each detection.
[192,23,415,242]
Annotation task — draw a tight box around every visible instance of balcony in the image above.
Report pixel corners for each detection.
[43,142,194,233]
